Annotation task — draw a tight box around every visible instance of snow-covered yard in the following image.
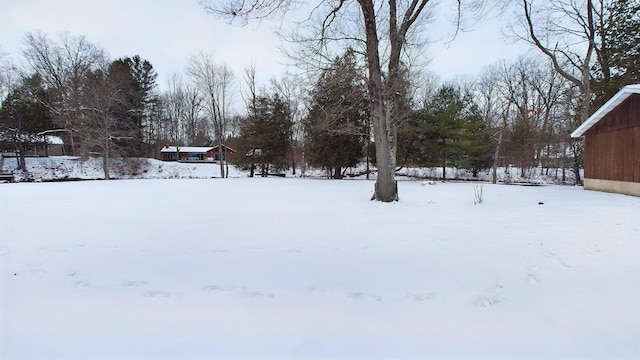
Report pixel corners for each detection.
[1,178,638,359]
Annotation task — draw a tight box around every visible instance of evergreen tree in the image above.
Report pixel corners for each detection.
[419,85,466,179]
[592,0,640,109]
[234,93,293,176]
[108,56,158,156]
[303,49,369,179]
[459,103,494,177]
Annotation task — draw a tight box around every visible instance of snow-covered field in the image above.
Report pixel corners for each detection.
[1,177,638,359]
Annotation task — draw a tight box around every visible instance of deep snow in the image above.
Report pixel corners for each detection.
[1,176,638,359]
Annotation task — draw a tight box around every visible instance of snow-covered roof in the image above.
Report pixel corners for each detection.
[47,136,64,145]
[161,145,236,153]
[160,146,214,153]
[571,84,640,138]
[213,144,237,152]
[0,132,65,144]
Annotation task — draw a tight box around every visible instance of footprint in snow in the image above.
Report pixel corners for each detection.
[240,290,275,299]
[526,265,540,285]
[203,285,274,299]
[349,292,382,302]
[202,285,230,292]
[473,295,503,307]
[472,282,505,308]
[74,281,91,288]
[406,292,437,302]
[120,281,149,288]
[28,267,48,275]
[144,290,172,298]
[526,273,539,285]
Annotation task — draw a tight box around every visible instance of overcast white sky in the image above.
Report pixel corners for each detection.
[1,0,531,92]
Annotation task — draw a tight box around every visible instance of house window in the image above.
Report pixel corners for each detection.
[166,152,177,160]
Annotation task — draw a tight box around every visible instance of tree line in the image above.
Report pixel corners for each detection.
[1,0,638,189]
[0,32,159,179]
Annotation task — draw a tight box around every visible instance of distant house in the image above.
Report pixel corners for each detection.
[571,84,640,196]
[160,145,236,162]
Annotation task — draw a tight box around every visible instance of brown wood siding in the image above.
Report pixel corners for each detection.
[584,94,640,182]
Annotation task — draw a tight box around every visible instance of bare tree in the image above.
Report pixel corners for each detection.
[200,0,476,201]
[511,0,616,184]
[0,50,19,104]
[188,52,235,178]
[475,56,580,183]
[242,61,258,114]
[242,63,259,177]
[80,66,127,180]
[163,72,205,146]
[21,31,107,156]
[476,64,510,184]
[269,71,306,175]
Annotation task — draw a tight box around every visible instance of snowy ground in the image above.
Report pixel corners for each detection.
[1,177,639,359]
[1,155,580,184]
[1,156,243,182]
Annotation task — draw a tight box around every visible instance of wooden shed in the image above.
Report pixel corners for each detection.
[571,84,640,196]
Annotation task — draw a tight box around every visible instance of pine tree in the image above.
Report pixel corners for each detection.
[303,49,369,179]
[419,85,466,179]
[459,104,494,177]
[108,56,158,157]
[592,0,640,109]
[234,93,293,176]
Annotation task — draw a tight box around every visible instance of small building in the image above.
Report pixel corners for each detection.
[39,136,65,156]
[160,145,236,162]
[571,84,640,196]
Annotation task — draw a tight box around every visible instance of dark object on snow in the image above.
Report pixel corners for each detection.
[538,202,544,205]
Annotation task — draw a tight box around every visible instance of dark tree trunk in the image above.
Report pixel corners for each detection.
[333,166,343,179]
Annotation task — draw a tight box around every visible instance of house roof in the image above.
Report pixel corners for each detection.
[160,145,237,153]
[571,84,640,138]
[212,144,237,153]
[160,146,214,154]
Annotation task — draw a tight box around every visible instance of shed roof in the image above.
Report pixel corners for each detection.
[571,84,640,138]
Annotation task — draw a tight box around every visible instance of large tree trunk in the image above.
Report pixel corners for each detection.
[359,0,398,202]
